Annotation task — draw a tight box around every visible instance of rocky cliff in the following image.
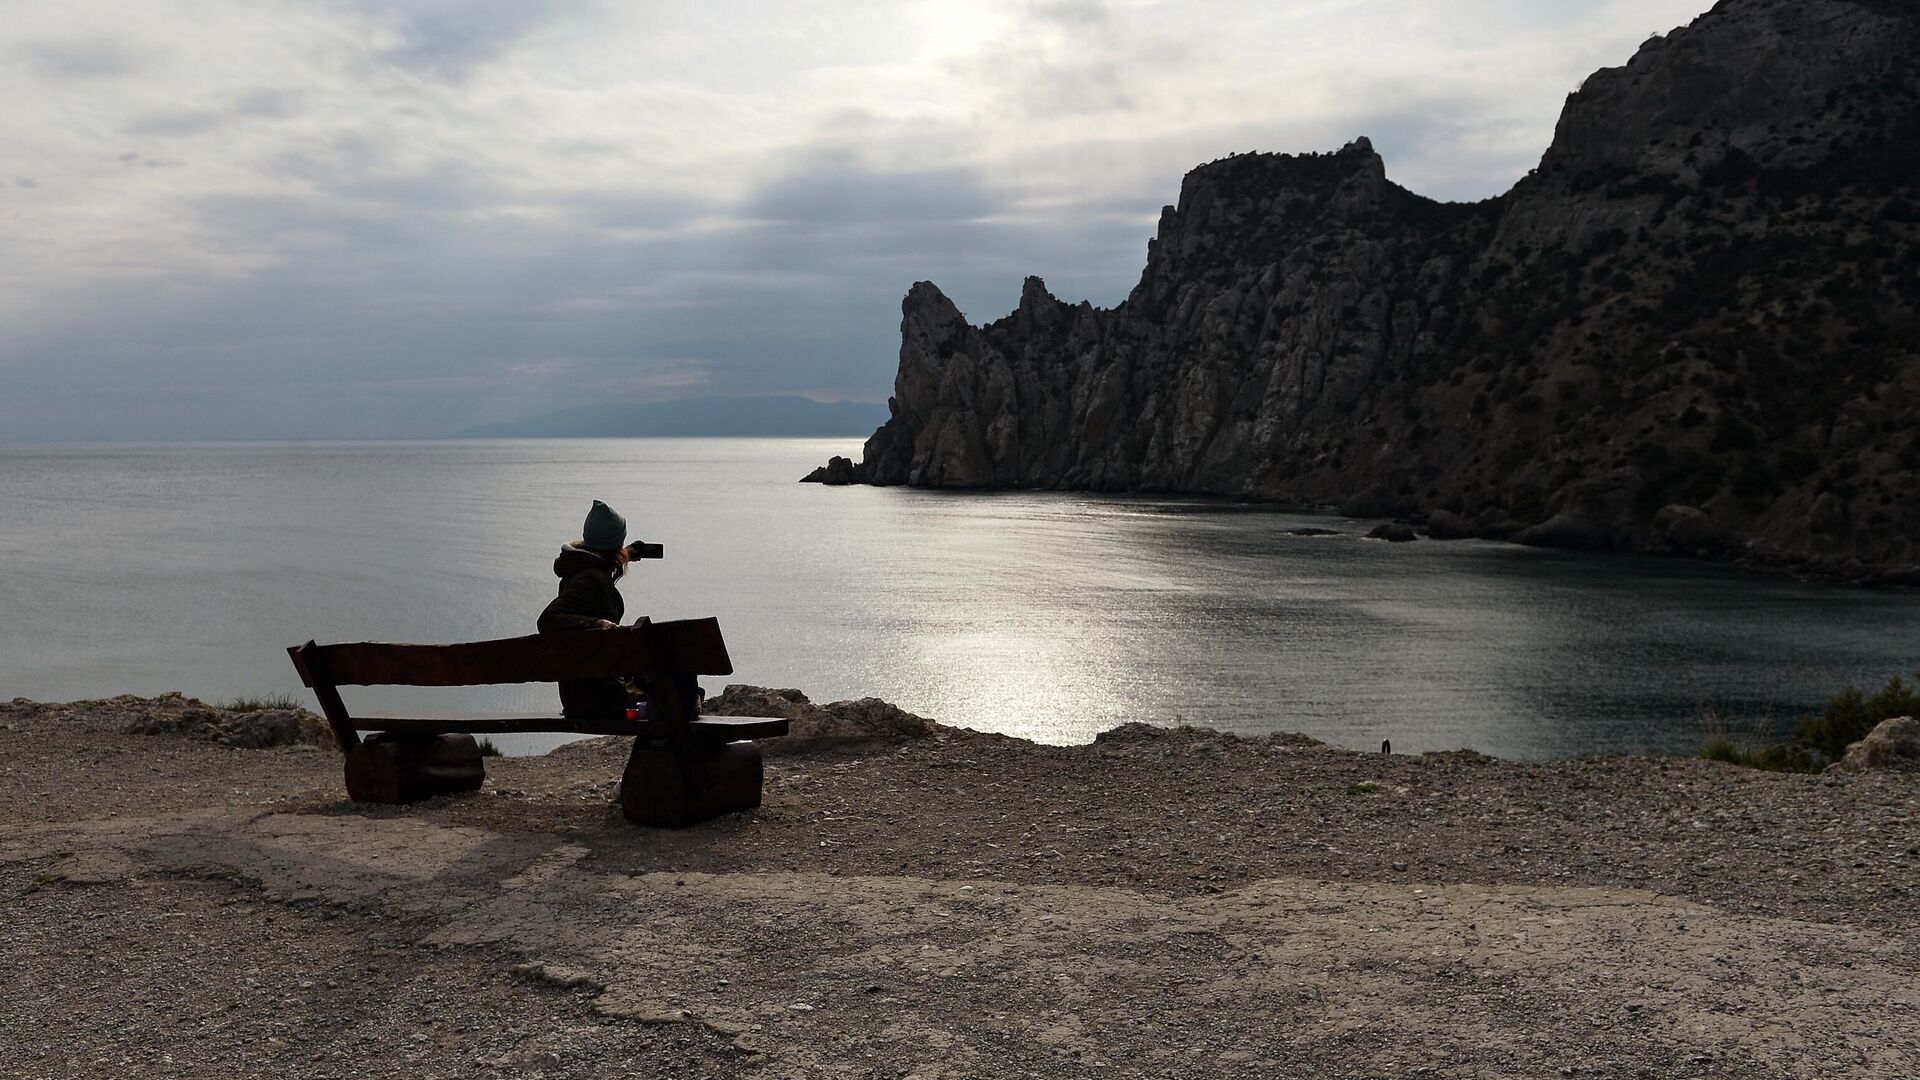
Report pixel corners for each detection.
[810,0,1920,582]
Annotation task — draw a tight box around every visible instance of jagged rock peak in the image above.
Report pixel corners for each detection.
[1006,275,1073,335]
[1189,135,1379,173]
[1019,275,1053,308]
[1176,135,1389,203]
[904,279,956,311]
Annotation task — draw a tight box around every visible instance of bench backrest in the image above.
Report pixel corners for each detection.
[290,619,732,687]
[287,618,732,751]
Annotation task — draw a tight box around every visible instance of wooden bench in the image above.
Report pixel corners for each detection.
[286,618,788,826]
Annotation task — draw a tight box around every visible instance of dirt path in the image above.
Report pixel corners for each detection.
[2,701,1916,1078]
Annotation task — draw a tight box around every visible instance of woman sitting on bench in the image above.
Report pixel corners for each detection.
[538,500,645,718]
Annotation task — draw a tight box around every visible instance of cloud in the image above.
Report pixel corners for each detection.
[328,0,590,81]
[12,37,143,80]
[332,161,527,212]
[1030,0,1112,28]
[0,0,1723,442]
[118,152,185,169]
[123,88,305,138]
[944,0,1181,119]
[122,111,226,139]
[744,159,1001,225]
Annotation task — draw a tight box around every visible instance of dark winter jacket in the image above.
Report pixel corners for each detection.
[538,545,631,717]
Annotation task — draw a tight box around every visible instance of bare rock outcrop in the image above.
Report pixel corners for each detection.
[1825,715,1920,773]
[0,692,334,748]
[1422,510,1474,541]
[798,456,861,485]
[125,694,333,749]
[1367,523,1418,543]
[818,0,1920,580]
[704,685,938,744]
[1091,721,1324,753]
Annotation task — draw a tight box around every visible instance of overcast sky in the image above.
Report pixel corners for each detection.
[2,0,1716,442]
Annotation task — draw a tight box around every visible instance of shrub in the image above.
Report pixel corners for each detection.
[1696,704,1814,772]
[1792,674,1920,762]
[1777,447,1821,482]
[1699,736,1816,772]
[1710,415,1758,452]
[1703,146,1759,187]
[222,692,304,713]
[1701,674,1920,771]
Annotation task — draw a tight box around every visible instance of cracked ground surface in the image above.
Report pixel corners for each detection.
[2,704,1917,1078]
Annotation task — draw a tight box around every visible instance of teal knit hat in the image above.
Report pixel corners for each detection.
[582,500,627,551]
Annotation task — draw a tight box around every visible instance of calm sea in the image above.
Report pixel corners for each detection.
[3,438,1915,759]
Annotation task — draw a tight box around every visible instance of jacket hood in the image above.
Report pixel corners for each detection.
[554,544,614,579]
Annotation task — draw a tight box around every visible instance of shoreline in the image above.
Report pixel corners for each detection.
[3,694,1916,1077]
[808,469,1920,589]
[0,689,1814,765]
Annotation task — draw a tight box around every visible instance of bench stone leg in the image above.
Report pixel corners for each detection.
[620,741,763,827]
[344,733,486,804]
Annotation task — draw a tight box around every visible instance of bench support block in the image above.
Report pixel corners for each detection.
[345,733,486,804]
[621,742,763,827]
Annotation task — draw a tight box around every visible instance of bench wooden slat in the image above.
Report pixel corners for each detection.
[350,714,790,742]
[299,618,732,687]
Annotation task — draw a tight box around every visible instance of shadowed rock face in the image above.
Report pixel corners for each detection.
[854,140,1489,496]
[823,0,1920,580]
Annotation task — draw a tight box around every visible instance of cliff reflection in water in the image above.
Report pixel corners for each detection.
[1,438,1915,760]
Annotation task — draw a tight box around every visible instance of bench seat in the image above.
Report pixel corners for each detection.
[349,713,789,741]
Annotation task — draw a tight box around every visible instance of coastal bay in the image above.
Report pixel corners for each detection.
[3,438,1917,759]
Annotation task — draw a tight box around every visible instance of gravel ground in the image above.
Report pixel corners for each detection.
[2,697,1916,1078]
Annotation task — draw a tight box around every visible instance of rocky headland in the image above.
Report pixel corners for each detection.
[809,0,1920,584]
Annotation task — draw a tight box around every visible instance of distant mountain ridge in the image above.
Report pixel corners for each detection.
[454,396,889,438]
[812,0,1920,583]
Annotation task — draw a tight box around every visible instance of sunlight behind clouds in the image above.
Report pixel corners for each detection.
[0,0,1715,441]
